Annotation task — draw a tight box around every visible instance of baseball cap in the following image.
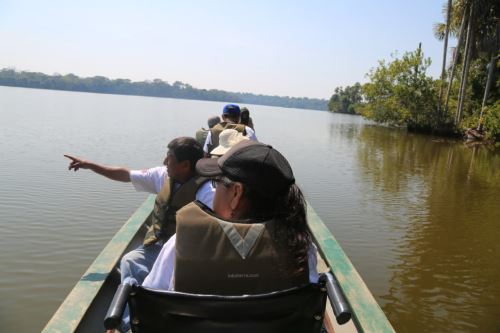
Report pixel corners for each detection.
[196,140,295,198]
[222,104,241,117]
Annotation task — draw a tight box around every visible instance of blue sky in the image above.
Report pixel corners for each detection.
[0,0,450,99]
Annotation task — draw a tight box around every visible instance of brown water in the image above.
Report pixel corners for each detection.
[0,86,499,332]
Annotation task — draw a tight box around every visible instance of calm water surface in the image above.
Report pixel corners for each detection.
[0,86,499,332]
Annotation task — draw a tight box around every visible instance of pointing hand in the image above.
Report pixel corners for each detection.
[64,154,89,171]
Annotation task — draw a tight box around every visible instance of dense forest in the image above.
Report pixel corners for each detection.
[328,0,499,144]
[328,83,363,115]
[0,68,328,111]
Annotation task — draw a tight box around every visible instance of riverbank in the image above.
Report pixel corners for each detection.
[332,47,500,147]
[330,111,498,148]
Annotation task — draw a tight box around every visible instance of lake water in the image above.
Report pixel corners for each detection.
[1,86,499,332]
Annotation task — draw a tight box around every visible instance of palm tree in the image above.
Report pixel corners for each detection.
[437,0,453,118]
[434,0,499,126]
[477,24,500,130]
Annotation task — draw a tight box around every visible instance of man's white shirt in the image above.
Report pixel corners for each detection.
[130,166,214,209]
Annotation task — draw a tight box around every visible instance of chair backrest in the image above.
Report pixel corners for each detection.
[128,275,328,333]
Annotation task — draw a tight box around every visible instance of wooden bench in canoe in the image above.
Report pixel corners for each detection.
[42,195,394,333]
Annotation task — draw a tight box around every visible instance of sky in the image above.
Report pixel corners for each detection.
[0,0,451,99]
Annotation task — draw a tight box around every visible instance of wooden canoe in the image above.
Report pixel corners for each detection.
[42,195,394,333]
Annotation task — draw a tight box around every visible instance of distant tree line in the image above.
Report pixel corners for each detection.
[0,68,328,111]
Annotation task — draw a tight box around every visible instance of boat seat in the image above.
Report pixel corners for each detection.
[104,272,351,333]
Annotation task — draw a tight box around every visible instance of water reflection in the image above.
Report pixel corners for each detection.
[329,122,362,144]
[356,126,500,332]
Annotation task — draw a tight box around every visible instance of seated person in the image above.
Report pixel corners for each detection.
[204,104,257,155]
[64,137,214,286]
[195,115,220,146]
[240,107,255,131]
[143,140,318,294]
[209,128,249,158]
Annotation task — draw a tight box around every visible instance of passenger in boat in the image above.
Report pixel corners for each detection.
[240,106,255,131]
[64,137,214,286]
[203,104,257,155]
[195,115,220,147]
[143,140,318,294]
[209,128,249,157]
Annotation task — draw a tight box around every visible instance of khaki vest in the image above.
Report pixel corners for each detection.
[207,122,246,153]
[174,202,309,295]
[143,176,208,246]
[195,128,209,147]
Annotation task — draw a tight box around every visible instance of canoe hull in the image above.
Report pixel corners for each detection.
[43,195,394,333]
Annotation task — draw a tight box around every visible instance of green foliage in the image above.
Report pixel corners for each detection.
[434,0,500,49]
[358,0,499,141]
[447,56,500,137]
[328,83,363,114]
[361,48,439,129]
[483,101,500,143]
[0,69,328,111]
[433,0,499,136]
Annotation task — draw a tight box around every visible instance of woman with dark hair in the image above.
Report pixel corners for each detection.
[143,140,317,294]
[240,106,255,130]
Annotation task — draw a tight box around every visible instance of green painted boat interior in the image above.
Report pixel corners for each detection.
[307,204,395,333]
[43,195,394,333]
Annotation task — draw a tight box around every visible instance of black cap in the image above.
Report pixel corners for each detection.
[196,141,295,198]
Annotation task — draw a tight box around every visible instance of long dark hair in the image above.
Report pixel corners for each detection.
[240,110,250,126]
[237,180,311,274]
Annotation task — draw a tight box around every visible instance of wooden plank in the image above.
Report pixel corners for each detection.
[307,203,395,333]
[42,195,155,333]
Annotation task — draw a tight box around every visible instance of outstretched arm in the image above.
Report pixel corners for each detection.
[64,154,131,182]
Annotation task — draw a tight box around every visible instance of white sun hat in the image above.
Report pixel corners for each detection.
[211,129,249,156]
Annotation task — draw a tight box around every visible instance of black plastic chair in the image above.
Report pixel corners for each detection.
[105,272,351,333]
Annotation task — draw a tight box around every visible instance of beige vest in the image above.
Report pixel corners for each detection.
[195,128,209,146]
[143,176,208,246]
[174,202,309,295]
[207,122,246,153]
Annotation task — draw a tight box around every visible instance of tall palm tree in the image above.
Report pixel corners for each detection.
[434,0,499,125]
[437,0,453,118]
[477,23,500,130]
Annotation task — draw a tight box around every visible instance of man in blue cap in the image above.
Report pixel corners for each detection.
[203,104,257,155]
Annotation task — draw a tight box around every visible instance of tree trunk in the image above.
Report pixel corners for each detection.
[438,0,453,117]
[477,23,500,130]
[444,7,468,118]
[455,3,474,125]
[477,52,497,130]
[415,42,422,78]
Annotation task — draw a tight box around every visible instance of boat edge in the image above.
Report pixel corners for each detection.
[41,195,156,333]
[307,203,395,333]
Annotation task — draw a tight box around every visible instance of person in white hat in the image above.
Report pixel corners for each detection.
[203,104,257,155]
[209,129,249,157]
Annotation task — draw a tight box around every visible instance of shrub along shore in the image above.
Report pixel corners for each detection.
[328,1,499,146]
